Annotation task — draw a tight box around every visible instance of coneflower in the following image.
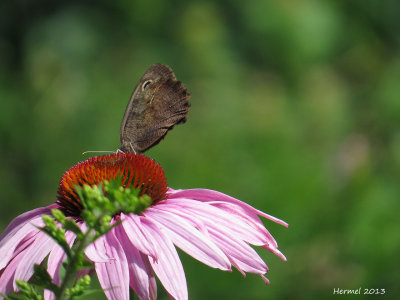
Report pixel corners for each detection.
[0,153,288,300]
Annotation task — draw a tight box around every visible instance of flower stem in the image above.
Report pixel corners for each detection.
[55,229,93,300]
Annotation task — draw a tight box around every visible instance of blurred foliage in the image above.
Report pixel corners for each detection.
[1,0,399,299]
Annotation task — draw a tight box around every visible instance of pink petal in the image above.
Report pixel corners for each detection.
[207,202,286,260]
[261,274,270,285]
[84,222,110,263]
[44,288,56,300]
[0,204,57,240]
[210,201,279,247]
[115,224,154,300]
[85,242,110,263]
[47,230,76,284]
[160,198,271,246]
[0,248,26,295]
[182,197,286,262]
[160,198,285,261]
[144,207,230,270]
[262,244,287,261]
[152,200,270,275]
[95,229,130,300]
[14,231,57,290]
[140,218,188,300]
[0,228,41,295]
[141,253,157,300]
[9,230,39,259]
[44,231,77,300]
[121,213,157,259]
[207,227,268,275]
[159,199,275,249]
[167,188,288,227]
[0,205,56,269]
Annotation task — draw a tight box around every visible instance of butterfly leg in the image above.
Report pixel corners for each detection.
[129,142,137,154]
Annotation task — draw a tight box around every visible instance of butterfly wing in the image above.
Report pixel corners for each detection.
[120,64,190,153]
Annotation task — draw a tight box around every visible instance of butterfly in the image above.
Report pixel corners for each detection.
[119,63,190,153]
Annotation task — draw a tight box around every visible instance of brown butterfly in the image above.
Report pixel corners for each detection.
[119,63,190,153]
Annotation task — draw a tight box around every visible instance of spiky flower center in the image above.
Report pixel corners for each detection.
[57,153,168,217]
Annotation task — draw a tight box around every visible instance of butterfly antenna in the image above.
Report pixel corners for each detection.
[82,150,115,156]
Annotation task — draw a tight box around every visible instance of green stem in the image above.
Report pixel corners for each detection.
[55,229,93,300]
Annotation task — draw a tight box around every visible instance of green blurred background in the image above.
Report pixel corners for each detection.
[1,0,399,299]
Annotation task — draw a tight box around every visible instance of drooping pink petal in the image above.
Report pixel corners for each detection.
[197,200,286,261]
[44,287,55,300]
[208,201,279,246]
[0,205,57,269]
[150,199,271,275]
[115,223,153,300]
[82,222,110,263]
[0,247,26,295]
[0,205,58,240]
[144,207,231,270]
[167,189,288,227]
[13,230,57,290]
[95,229,130,300]
[158,199,273,246]
[141,252,157,300]
[260,274,270,285]
[0,220,41,270]
[262,244,287,261]
[0,229,41,295]
[165,198,287,262]
[85,242,110,263]
[140,218,188,300]
[8,230,39,261]
[159,198,273,247]
[121,213,157,259]
[47,230,76,284]
[207,227,268,275]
